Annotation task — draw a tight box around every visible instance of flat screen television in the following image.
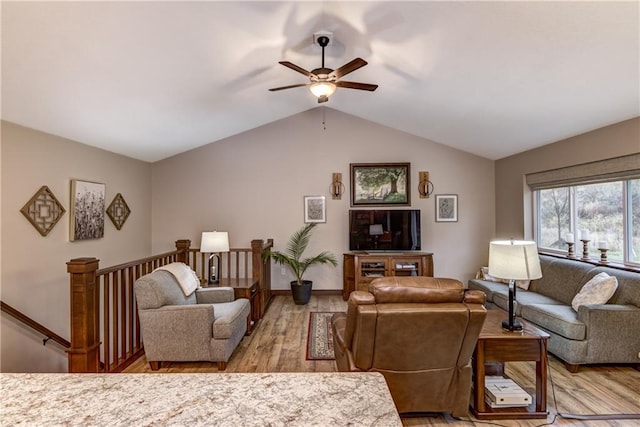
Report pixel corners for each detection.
[349,209,421,252]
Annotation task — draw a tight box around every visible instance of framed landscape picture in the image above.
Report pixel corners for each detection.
[304,195,326,223]
[70,179,106,241]
[435,194,458,222]
[350,163,410,206]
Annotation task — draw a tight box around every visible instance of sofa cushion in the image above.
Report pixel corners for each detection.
[589,266,640,307]
[493,289,563,315]
[521,304,586,340]
[211,299,250,339]
[571,272,618,311]
[528,256,593,305]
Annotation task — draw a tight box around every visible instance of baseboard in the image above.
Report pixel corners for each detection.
[271,289,343,296]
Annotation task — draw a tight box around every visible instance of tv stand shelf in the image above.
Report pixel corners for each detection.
[342,252,434,300]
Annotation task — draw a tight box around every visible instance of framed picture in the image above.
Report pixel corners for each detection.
[70,179,106,241]
[304,195,326,223]
[350,163,410,206]
[435,194,458,222]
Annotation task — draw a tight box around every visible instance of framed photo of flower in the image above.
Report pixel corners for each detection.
[435,194,458,222]
[304,196,326,223]
[70,179,106,241]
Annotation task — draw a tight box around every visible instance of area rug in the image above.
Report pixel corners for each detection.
[306,312,338,360]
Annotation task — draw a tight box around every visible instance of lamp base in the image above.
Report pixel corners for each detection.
[502,319,523,332]
[208,253,220,285]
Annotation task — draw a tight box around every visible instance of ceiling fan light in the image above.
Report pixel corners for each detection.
[310,82,336,98]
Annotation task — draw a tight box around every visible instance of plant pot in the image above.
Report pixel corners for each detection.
[291,280,312,305]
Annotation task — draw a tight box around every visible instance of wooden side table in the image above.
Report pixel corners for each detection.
[211,278,260,335]
[471,310,550,420]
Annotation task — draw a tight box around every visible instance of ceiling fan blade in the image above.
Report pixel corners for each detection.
[279,61,314,78]
[269,83,310,92]
[336,81,378,91]
[330,58,367,79]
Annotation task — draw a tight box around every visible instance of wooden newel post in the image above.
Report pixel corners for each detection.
[252,239,274,318]
[175,239,191,265]
[66,257,100,373]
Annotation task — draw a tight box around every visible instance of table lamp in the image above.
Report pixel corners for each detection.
[489,240,542,331]
[369,224,384,249]
[200,231,229,284]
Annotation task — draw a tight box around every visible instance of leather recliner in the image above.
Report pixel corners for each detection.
[331,276,487,417]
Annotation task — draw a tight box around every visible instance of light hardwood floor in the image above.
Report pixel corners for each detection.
[124,295,640,426]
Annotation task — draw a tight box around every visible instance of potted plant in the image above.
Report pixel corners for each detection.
[264,223,337,305]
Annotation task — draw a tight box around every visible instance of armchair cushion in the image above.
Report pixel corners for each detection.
[135,270,196,309]
[154,262,200,296]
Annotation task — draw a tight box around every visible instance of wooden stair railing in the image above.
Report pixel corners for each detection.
[67,238,273,373]
[186,239,274,318]
[0,300,70,349]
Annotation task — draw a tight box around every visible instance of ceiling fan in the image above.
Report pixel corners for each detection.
[269,35,378,103]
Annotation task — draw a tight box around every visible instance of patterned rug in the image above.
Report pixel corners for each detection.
[306,312,338,360]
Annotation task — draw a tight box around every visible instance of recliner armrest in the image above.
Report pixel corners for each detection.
[195,286,235,304]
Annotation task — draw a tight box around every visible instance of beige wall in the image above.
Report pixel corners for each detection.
[495,117,640,239]
[151,108,496,290]
[0,122,152,372]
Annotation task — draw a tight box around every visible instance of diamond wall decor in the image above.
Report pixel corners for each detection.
[106,193,131,230]
[20,186,66,236]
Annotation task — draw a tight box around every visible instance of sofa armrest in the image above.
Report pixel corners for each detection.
[578,304,640,362]
[195,286,235,304]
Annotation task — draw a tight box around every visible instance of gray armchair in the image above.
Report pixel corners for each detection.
[134,269,250,370]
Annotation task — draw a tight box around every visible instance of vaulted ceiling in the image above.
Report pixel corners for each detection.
[2,1,638,162]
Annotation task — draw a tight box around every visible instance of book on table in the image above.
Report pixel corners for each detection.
[485,376,531,407]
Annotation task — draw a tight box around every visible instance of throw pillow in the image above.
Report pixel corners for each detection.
[571,272,618,311]
[479,266,530,290]
[479,266,508,283]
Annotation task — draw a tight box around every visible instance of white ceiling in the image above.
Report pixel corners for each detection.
[2,1,639,162]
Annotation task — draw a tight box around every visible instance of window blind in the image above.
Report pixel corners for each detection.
[526,153,640,190]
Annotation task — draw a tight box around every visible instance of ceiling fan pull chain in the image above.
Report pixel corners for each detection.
[322,107,327,130]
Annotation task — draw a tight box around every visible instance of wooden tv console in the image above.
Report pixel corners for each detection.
[342,252,434,300]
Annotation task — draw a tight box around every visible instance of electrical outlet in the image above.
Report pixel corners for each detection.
[281,267,287,276]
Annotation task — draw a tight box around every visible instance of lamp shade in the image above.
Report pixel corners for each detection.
[488,240,542,280]
[200,231,229,253]
[369,224,384,236]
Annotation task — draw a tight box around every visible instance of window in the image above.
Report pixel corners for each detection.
[535,179,639,266]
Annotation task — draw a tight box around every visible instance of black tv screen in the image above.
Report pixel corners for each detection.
[349,209,421,251]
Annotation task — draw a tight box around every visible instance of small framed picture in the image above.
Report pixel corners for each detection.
[304,195,326,223]
[70,179,106,240]
[435,194,458,222]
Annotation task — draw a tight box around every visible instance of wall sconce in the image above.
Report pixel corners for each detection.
[200,231,229,284]
[330,172,345,200]
[418,171,434,198]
